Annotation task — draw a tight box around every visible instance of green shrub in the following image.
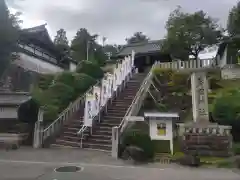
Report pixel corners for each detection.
[122,131,155,160]
[38,74,55,90]
[55,71,76,87]
[73,73,96,95]
[46,83,75,110]
[233,143,240,155]
[42,104,59,124]
[55,72,96,99]
[76,60,104,80]
[212,89,240,141]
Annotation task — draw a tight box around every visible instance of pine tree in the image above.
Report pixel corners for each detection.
[0,0,19,77]
[227,2,240,36]
[54,29,69,46]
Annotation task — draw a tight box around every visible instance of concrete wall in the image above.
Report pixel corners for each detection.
[221,66,240,79]
[17,53,64,74]
[0,107,18,119]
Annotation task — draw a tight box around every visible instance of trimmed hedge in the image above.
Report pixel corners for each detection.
[32,71,97,123]
[121,131,155,160]
[76,60,104,80]
[38,74,55,90]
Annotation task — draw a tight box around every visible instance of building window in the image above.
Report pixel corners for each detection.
[157,123,166,136]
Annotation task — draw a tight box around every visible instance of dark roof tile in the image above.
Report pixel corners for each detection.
[117,40,163,56]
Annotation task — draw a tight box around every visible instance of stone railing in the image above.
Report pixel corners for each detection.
[111,62,157,157]
[42,83,98,143]
[157,58,219,70]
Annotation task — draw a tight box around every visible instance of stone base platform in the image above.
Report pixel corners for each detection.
[177,122,232,157]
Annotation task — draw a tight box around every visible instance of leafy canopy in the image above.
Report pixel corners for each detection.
[126,32,149,44]
[227,1,240,37]
[70,28,107,66]
[0,0,21,77]
[162,6,222,60]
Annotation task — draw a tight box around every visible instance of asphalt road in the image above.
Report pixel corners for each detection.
[0,148,239,180]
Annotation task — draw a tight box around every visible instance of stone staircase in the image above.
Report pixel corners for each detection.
[51,73,147,150]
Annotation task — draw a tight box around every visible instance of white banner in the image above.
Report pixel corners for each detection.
[127,56,132,74]
[131,50,135,67]
[117,64,122,86]
[93,86,101,116]
[101,79,108,107]
[124,57,129,77]
[106,73,113,98]
[122,59,127,79]
[113,67,118,91]
[83,94,95,127]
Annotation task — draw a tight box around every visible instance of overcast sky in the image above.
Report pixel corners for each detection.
[6,0,239,44]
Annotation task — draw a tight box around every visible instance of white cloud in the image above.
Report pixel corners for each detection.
[6,0,240,44]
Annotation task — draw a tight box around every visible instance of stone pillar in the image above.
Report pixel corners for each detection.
[111,126,119,158]
[191,72,209,123]
[33,108,44,148]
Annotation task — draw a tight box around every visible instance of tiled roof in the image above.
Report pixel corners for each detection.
[117,40,163,56]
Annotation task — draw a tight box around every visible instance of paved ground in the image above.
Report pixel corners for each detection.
[0,148,239,180]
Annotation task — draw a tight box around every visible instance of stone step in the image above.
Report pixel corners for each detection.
[93,130,112,136]
[59,135,85,142]
[95,126,112,131]
[83,143,111,151]
[64,122,83,129]
[106,112,126,117]
[50,143,77,149]
[55,139,80,147]
[103,116,123,121]
[62,127,80,133]
[90,134,112,140]
[98,122,120,127]
[106,108,128,113]
[86,138,111,145]
[107,106,129,110]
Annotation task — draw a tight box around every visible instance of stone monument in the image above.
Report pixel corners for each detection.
[178,71,232,157]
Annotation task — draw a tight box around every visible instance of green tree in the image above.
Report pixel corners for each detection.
[227,2,240,37]
[0,0,21,77]
[103,44,119,59]
[162,6,222,60]
[126,32,149,44]
[71,28,98,62]
[212,88,240,141]
[54,29,69,46]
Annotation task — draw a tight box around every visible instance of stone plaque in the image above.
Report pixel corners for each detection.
[191,72,209,123]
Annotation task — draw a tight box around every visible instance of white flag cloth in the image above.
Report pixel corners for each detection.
[127,56,132,74]
[101,79,108,107]
[113,67,118,91]
[122,58,127,79]
[83,93,95,127]
[106,73,113,98]
[93,86,101,116]
[117,64,122,86]
[131,51,135,67]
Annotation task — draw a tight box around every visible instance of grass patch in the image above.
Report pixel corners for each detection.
[183,110,193,122]
[233,143,240,155]
[217,79,240,89]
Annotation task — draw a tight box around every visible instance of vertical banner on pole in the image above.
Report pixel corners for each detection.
[117,64,122,86]
[93,86,101,117]
[131,50,135,68]
[84,94,94,127]
[113,67,118,92]
[101,79,108,107]
[107,73,113,98]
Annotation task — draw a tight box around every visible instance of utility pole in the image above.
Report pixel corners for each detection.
[102,36,107,47]
[86,41,89,61]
